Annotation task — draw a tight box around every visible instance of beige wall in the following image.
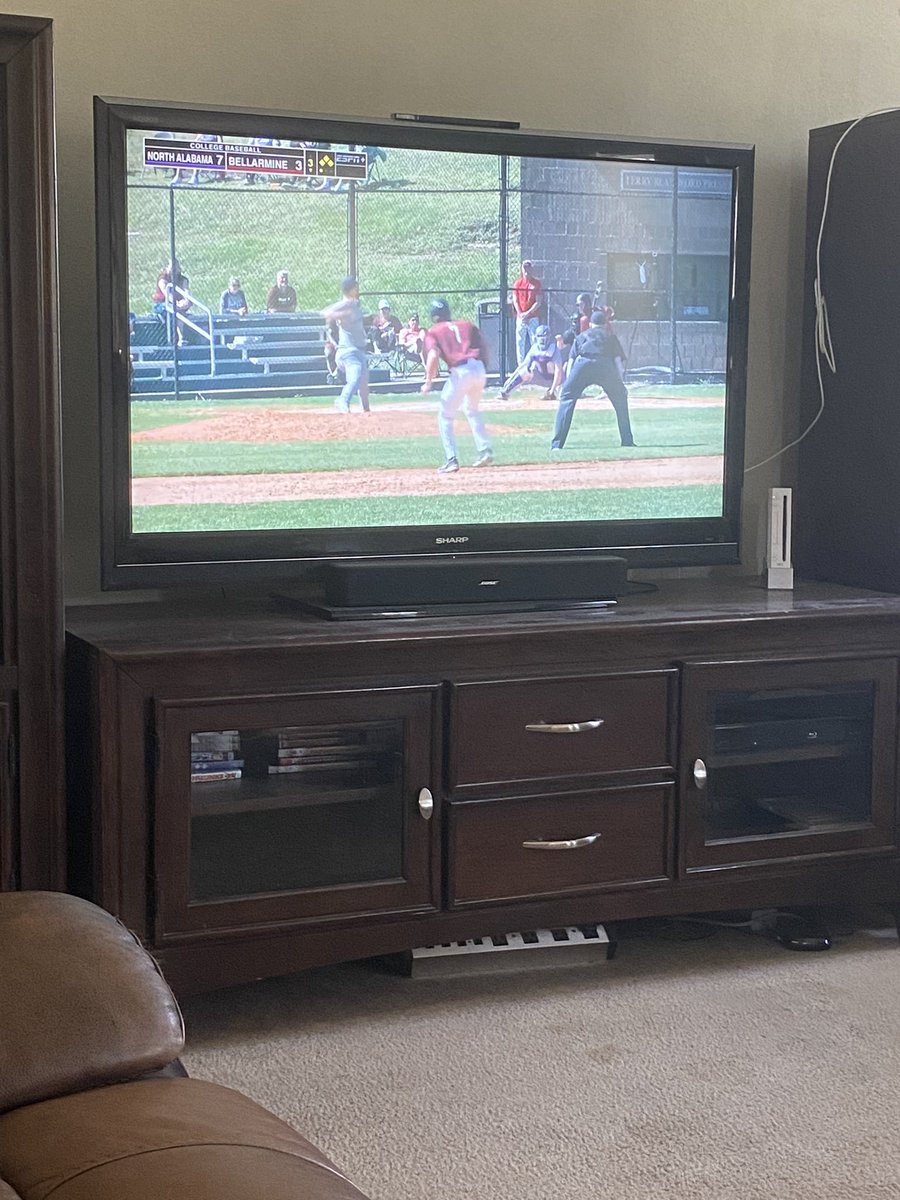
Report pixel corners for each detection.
[11,0,900,599]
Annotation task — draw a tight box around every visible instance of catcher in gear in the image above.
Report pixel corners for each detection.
[498,324,564,401]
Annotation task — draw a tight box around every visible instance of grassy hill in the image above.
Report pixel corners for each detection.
[126,141,518,324]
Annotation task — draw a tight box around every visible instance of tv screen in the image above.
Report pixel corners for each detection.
[95,98,753,588]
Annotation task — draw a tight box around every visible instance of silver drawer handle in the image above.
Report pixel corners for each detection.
[692,758,708,789]
[522,834,601,851]
[524,719,605,734]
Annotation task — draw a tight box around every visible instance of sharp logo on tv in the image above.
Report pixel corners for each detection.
[97,98,751,585]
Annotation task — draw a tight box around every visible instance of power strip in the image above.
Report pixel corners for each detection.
[401,925,612,979]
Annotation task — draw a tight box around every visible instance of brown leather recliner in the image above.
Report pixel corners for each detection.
[0,892,370,1199]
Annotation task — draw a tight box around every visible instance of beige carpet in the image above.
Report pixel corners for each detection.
[182,921,900,1199]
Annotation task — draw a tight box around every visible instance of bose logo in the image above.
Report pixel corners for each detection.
[479,580,499,587]
[435,536,469,545]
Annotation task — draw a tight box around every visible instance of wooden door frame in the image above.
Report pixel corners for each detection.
[0,16,64,889]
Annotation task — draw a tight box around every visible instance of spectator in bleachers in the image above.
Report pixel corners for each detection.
[371,299,402,351]
[281,141,306,189]
[398,312,426,364]
[324,319,340,381]
[245,137,281,186]
[180,132,223,186]
[153,260,191,313]
[363,145,388,184]
[220,276,249,317]
[152,259,192,343]
[266,270,297,314]
[147,130,178,183]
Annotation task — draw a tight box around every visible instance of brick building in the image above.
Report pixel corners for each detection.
[517,160,733,375]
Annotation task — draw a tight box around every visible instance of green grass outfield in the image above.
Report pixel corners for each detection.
[130,386,725,477]
[130,385,725,532]
[133,485,723,534]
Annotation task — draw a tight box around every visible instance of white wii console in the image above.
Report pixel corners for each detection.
[766,487,794,590]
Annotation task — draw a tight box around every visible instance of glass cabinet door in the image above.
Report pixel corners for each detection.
[153,687,439,936]
[681,659,897,870]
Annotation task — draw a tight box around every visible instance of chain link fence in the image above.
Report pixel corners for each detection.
[126,133,731,380]
[128,143,515,315]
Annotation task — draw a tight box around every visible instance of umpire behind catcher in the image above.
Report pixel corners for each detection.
[551,310,635,455]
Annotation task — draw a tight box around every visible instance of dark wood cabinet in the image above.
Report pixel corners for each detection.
[66,577,900,995]
[450,670,675,791]
[680,657,898,871]
[448,783,673,907]
[0,17,64,891]
[152,687,441,939]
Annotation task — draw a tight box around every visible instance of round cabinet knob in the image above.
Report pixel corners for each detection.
[692,758,708,789]
[417,787,434,820]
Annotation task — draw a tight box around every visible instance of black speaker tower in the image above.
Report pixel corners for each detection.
[797,112,900,592]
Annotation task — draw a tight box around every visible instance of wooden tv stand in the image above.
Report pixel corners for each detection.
[66,576,900,995]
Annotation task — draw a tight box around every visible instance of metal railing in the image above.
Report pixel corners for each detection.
[166,284,217,376]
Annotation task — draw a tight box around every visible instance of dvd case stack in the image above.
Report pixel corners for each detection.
[190,730,243,783]
[268,730,357,775]
[240,728,392,791]
[240,729,357,776]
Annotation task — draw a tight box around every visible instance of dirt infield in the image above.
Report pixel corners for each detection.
[131,394,724,446]
[133,455,724,507]
[133,408,465,444]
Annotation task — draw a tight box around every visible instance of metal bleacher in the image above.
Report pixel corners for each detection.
[130,311,393,398]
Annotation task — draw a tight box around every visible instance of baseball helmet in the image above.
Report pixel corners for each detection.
[535,324,552,347]
[430,297,451,321]
[576,291,592,306]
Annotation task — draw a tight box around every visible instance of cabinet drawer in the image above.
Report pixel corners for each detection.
[449,786,672,906]
[451,671,674,789]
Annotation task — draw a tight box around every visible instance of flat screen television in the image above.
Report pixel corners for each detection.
[95,97,753,598]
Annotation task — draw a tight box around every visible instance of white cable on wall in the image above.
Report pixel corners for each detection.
[744,105,900,474]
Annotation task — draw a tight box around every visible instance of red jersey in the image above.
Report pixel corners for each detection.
[153,268,188,304]
[423,319,485,368]
[580,306,614,333]
[512,274,542,318]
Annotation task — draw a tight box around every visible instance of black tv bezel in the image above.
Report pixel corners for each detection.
[95,96,753,589]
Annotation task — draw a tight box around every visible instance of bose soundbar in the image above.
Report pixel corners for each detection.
[276,553,630,619]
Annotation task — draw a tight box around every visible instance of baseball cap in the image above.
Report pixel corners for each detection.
[535,324,550,337]
[378,298,391,309]
[522,258,534,267]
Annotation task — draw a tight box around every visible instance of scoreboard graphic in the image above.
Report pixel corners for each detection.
[142,138,367,181]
